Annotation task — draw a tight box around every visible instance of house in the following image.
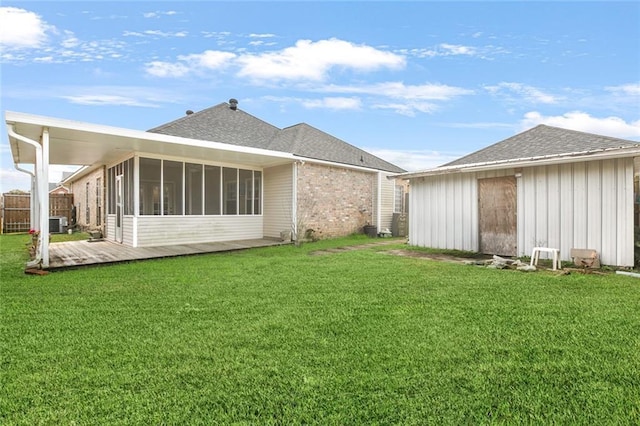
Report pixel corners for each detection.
[397,125,640,267]
[6,100,406,269]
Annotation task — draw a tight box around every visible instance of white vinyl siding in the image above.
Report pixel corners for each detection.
[135,215,262,247]
[263,164,294,239]
[408,158,635,266]
[106,215,115,241]
[378,173,396,232]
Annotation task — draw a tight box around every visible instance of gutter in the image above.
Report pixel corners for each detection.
[8,124,48,267]
[395,144,640,180]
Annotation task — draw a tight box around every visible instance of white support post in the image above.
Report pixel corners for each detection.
[40,128,50,268]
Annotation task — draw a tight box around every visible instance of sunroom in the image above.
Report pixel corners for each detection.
[6,111,296,268]
[102,155,268,247]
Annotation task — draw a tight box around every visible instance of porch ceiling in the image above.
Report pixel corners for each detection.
[6,111,296,168]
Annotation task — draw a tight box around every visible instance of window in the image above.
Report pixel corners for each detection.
[121,156,261,217]
[239,169,253,215]
[96,177,102,226]
[253,171,262,215]
[205,165,221,215]
[185,163,203,215]
[394,185,405,213]
[163,160,183,215]
[108,158,134,216]
[108,167,115,215]
[223,168,237,215]
[85,182,90,225]
[139,158,161,215]
[124,158,134,215]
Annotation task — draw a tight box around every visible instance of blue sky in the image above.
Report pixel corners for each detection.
[1,1,639,192]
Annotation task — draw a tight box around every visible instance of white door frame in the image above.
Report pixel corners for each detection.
[115,174,123,243]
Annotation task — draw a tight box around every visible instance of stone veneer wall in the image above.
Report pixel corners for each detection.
[296,162,374,239]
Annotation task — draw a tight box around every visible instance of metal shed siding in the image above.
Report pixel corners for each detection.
[408,173,479,252]
[518,158,633,266]
[408,158,633,266]
[263,164,294,239]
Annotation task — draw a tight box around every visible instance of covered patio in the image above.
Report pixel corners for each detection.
[42,237,289,271]
[6,110,295,270]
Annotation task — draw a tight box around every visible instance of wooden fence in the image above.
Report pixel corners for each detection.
[1,193,74,234]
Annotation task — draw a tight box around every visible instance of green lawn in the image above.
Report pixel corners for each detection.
[1,233,639,425]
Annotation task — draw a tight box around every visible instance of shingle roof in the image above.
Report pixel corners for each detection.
[147,103,280,149]
[271,123,404,172]
[444,124,639,167]
[148,102,405,173]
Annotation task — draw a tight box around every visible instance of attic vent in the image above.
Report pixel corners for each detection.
[229,98,238,110]
[186,110,194,115]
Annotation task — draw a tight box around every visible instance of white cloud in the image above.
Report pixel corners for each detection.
[485,82,559,104]
[124,29,187,38]
[143,11,178,18]
[521,111,640,139]
[179,50,236,69]
[440,43,476,56]
[301,97,362,110]
[61,30,80,48]
[372,101,439,117]
[324,82,473,101]
[249,33,276,39]
[145,39,405,82]
[61,94,160,107]
[235,38,405,82]
[145,50,236,78]
[365,148,461,172]
[0,7,51,49]
[145,61,190,77]
[407,43,487,58]
[606,83,640,96]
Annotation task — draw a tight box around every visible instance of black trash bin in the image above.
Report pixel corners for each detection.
[363,224,377,238]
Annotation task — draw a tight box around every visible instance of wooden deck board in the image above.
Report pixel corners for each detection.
[45,238,287,270]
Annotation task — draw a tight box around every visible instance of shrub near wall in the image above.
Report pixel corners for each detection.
[297,162,374,238]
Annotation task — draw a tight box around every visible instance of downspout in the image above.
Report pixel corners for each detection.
[292,161,298,241]
[8,124,47,267]
[376,172,383,232]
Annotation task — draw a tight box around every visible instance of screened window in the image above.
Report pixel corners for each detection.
[108,167,115,215]
[185,163,203,215]
[85,182,90,224]
[239,169,253,215]
[204,165,221,215]
[96,177,102,226]
[254,171,262,215]
[139,158,161,215]
[108,158,134,216]
[223,167,237,215]
[163,160,183,216]
[124,158,134,215]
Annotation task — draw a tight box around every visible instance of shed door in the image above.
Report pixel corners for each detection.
[478,176,517,256]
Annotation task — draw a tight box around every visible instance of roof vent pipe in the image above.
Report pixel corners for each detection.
[229,98,238,110]
[186,110,194,115]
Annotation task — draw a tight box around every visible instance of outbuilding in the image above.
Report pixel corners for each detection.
[398,125,640,267]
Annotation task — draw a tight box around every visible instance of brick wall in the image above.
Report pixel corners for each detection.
[69,167,106,232]
[296,162,374,239]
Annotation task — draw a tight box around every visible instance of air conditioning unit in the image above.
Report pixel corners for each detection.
[49,216,68,234]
